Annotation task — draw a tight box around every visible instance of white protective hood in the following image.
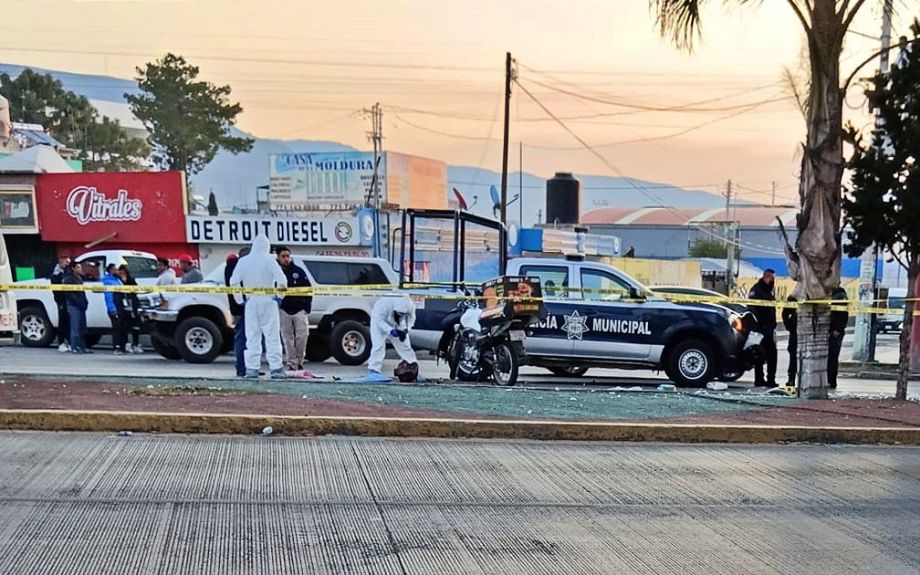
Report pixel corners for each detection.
[228,233,288,301]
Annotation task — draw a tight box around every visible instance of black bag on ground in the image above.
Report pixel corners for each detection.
[394,361,419,383]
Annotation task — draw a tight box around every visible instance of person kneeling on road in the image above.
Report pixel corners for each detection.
[368,295,418,381]
[229,234,288,379]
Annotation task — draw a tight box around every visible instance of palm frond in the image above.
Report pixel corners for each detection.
[651,0,705,51]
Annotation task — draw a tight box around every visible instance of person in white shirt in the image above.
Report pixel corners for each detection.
[155,257,178,286]
[229,234,288,379]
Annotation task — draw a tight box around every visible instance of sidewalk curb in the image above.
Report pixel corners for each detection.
[1,410,918,444]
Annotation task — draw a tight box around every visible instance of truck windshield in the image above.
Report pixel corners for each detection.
[124,256,158,279]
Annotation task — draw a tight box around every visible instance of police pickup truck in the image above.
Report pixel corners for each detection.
[410,257,760,387]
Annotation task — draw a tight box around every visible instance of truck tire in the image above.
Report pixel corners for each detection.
[152,336,182,360]
[19,306,55,347]
[330,320,371,366]
[175,317,224,364]
[664,339,716,388]
[305,336,332,362]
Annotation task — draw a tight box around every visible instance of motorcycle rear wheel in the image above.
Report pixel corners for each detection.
[492,341,519,387]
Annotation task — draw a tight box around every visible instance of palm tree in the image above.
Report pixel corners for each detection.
[652,0,876,398]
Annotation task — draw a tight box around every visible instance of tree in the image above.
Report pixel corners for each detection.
[82,116,150,172]
[688,237,741,259]
[0,68,148,171]
[207,191,219,216]
[843,22,920,400]
[651,0,877,399]
[126,53,253,175]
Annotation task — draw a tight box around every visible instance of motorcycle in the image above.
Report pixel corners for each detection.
[438,294,532,386]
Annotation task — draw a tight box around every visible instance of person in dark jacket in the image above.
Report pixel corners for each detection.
[827,287,849,389]
[225,251,247,377]
[276,245,313,370]
[49,255,72,351]
[748,269,778,387]
[63,263,91,354]
[118,264,143,353]
[781,296,797,386]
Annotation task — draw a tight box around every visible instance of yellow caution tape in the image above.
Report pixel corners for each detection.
[0,282,916,316]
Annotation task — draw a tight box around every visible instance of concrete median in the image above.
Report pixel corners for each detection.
[1,409,919,444]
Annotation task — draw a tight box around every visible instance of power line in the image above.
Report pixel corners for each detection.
[517,67,793,114]
[512,78,787,255]
[0,45,497,73]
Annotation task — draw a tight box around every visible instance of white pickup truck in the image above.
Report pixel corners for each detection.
[13,250,160,347]
[0,225,17,341]
[144,255,398,365]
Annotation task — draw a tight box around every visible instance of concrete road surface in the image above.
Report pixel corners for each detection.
[1,432,918,574]
[2,343,916,398]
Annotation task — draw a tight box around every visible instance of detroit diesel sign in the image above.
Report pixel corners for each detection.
[186,214,368,246]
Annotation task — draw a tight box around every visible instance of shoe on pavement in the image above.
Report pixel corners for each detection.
[244,369,260,379]
[270,369,287,379]
[133,346,145,354]
[58,343,71,352]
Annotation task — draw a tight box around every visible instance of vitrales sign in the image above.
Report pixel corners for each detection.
[66,187,143,225]
[36,172,187,244]
[186,215,366,246]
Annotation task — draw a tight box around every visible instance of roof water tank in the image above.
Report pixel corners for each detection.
[546,172,580,225]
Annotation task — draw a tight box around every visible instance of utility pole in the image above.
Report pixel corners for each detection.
[364,102,383,257]
[519,141,523,227]
[724,179,735,295]
[854,0,894,362]
[771,181,776,207]
[500,52,513,275]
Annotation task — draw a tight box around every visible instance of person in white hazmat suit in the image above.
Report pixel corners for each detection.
[368,294,418,378]
[229,234,289,379]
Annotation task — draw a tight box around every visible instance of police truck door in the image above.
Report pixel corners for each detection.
[574,265,652,360]
[517,263,575,356]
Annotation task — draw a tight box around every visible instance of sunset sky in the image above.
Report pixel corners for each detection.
[3,0,915,204]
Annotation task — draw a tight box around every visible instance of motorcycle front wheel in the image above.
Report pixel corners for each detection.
[492,341,519,387]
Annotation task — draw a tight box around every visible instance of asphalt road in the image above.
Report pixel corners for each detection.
[1,336,915,398]
[0,432,918,574]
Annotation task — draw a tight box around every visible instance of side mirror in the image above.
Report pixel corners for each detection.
[629,287,644,301]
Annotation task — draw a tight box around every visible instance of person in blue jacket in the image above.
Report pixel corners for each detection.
[103,263,127,354]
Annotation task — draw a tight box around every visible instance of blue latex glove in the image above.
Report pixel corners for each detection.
[389,328,401,339]
[273,296,282,306]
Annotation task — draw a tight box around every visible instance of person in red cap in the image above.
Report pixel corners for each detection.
[179,254,203,284]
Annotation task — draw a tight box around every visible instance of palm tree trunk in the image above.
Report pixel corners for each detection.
[797,303,831,399]
[790,0,846,399]
[897,257,918,400]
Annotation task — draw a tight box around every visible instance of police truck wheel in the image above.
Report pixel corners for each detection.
[19,306,54,347]
[665,339,716,388]
[548,366,589,378]
[175,317,223,364]
[330,321,370,366]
